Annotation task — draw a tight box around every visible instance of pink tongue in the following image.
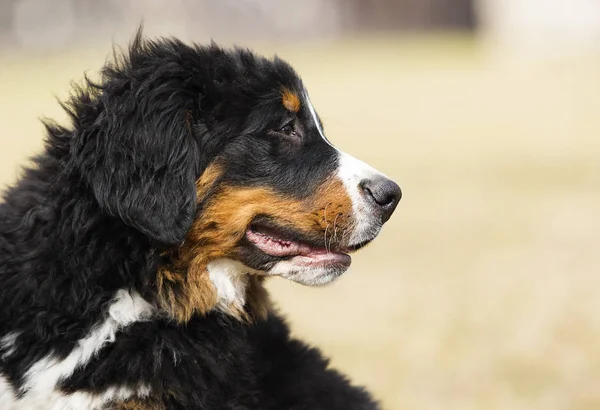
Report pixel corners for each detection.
[246,228,352,267]
[246,229,317,257]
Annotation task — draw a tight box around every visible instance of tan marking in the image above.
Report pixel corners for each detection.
[113,398,165,410]
[281,88,301,113]
[194,160,226,198]
[156,264,217,323]
[156,161,224,322]
[157,161,353,323]
[245,276,271,321]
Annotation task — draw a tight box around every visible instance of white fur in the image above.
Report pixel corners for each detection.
[0,375,17,405]
[268,259,343,286]
[336,152,385,244]
[0,290,154,410]
[207,258,251,314]
[3,384,150,410]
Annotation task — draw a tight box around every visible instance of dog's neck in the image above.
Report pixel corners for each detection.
[156,253,271,323]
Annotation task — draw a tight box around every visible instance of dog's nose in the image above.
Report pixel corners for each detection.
[360,176,402,223]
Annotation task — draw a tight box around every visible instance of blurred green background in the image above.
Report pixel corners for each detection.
[1,1,600,409]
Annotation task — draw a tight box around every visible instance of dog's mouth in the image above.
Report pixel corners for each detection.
[246,217,361,269]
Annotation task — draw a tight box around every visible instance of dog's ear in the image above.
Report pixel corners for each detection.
[72,38,200,245]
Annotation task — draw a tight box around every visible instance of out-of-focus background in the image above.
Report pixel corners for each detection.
[1,1,600,409]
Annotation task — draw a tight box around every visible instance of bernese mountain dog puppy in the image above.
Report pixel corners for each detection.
[0,31,401,409]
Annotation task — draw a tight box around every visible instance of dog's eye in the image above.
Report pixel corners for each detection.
[280,124,296,137]
[269,121,300,141]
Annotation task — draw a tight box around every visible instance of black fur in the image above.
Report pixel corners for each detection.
[0,31,379,409]
[59,314,377,409]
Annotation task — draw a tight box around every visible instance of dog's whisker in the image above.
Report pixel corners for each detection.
[322,202,334,253]
[329,213,340,251]
[324,222,331,253]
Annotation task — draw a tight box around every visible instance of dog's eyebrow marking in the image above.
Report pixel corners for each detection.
[282,89,301,113]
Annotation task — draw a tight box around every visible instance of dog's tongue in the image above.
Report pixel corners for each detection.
[246,227,350,266]
[246,228,314,257]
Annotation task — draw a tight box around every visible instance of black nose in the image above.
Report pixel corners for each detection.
[360,176,402,223]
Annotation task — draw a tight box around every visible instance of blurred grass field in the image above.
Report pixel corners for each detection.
[1,35,600,410]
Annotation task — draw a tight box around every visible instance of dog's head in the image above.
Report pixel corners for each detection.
[74,33,401,321]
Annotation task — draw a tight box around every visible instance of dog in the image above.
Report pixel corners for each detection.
[0,31,401,409]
